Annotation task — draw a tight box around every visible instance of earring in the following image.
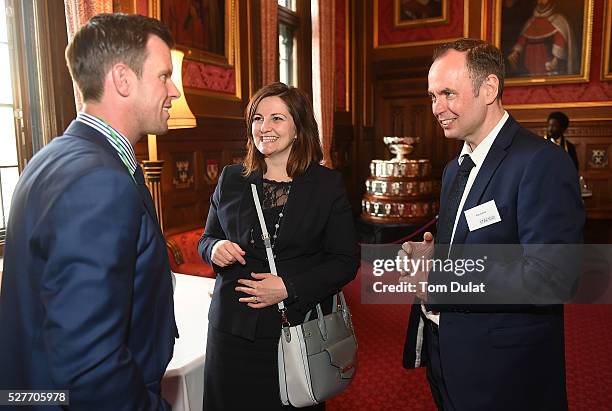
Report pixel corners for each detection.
[294,135,297,140]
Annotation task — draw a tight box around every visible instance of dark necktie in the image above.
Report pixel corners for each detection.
[436,154,476,245]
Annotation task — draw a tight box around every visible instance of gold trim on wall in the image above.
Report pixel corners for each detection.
[480,0,487,41]
[494,0,594,86]
[185,87,242,101]
[393,0,448,28]
[374,0,471,49]
[148,0,159,19]
[602,0,612,80]
[112,0,139,14]
[505,101,612,110]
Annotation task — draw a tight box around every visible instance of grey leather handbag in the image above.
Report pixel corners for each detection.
[277,291,358,407]
[250,184,358,407]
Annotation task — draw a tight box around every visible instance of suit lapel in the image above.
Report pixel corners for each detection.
[237,171,261,245]
[438,160,459,232]
[273,166,316,253]
[452,146,506,245]
[133,167,164,234]
[452,116,518,245]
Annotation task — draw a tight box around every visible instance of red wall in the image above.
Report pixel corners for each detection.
[375,0,612,105]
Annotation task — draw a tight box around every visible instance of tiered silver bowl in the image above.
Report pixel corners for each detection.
[362,137,439,224]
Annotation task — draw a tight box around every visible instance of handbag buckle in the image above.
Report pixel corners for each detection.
[280,308,291,327]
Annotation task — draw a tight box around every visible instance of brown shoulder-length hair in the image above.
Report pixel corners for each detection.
[243,82,323,178]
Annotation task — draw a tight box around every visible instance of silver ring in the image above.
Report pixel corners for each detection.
[253,296,258,303]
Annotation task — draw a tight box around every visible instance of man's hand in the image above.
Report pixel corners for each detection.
[398,232,434,301]
[235,273,289,308]
[211,240,246,267]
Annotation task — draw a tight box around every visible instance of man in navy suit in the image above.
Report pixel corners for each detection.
[0,14,179,410]
[402,39,584,410]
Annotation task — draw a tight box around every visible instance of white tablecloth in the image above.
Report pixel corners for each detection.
[162,274,215,411]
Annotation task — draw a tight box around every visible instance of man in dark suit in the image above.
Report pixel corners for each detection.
[402,39,584,410]
[545,111,579,170]
[0,14,180,410]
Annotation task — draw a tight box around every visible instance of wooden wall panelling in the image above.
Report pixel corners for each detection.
[248,0,262,96]
[518,117,612,220]
[335,0,371,210]
[361,0,374,127]
[331,0,354,211]
[349,1,478,217]
[508,105,612,222]
[151,116,247,232]
[373,58,463,175]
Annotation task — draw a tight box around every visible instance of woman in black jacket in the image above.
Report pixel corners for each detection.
[199,82,359,410]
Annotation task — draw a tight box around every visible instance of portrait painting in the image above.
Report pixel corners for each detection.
[394,0,448,27]
[496,0,593,85]
[161,0,226,59]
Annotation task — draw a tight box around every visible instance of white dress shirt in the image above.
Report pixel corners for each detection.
[424,111,509,325]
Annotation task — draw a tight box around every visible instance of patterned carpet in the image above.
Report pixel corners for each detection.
[328,271,612,411]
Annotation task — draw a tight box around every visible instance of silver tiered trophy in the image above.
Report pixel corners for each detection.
[362,137,439,224]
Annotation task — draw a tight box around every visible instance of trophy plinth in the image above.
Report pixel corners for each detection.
[362,136,438,225]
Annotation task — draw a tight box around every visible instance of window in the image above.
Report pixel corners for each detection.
[277,0,296,11]
[278,23,296,86]
[0,0,20,244]
[0,0,74,250]
[278,0,300,87]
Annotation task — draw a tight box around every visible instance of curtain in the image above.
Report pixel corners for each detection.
[64,0,113,109]
[311,0,335,168]
[260,0,278,86]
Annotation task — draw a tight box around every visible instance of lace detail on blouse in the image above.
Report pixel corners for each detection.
[262,179,291,210]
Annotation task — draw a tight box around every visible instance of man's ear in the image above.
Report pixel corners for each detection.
[483,74,500,105]
[110,63,132,97]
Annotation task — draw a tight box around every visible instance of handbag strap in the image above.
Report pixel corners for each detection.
[304,291,346,321]
[251,184,287,316]
[251,183,350,330]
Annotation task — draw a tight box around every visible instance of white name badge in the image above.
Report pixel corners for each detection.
[464,200,501,232]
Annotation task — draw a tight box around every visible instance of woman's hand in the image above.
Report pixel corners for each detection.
[235,273,289,309]
[211,240,246,267]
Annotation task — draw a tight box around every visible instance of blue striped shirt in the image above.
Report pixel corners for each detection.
[76,112,138,176]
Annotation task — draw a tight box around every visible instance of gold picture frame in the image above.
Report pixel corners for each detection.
[374,0,470,49]
[151,0,236,67]
[602,0,612,80]
[494,0,594,86]
[394,0,448,28]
